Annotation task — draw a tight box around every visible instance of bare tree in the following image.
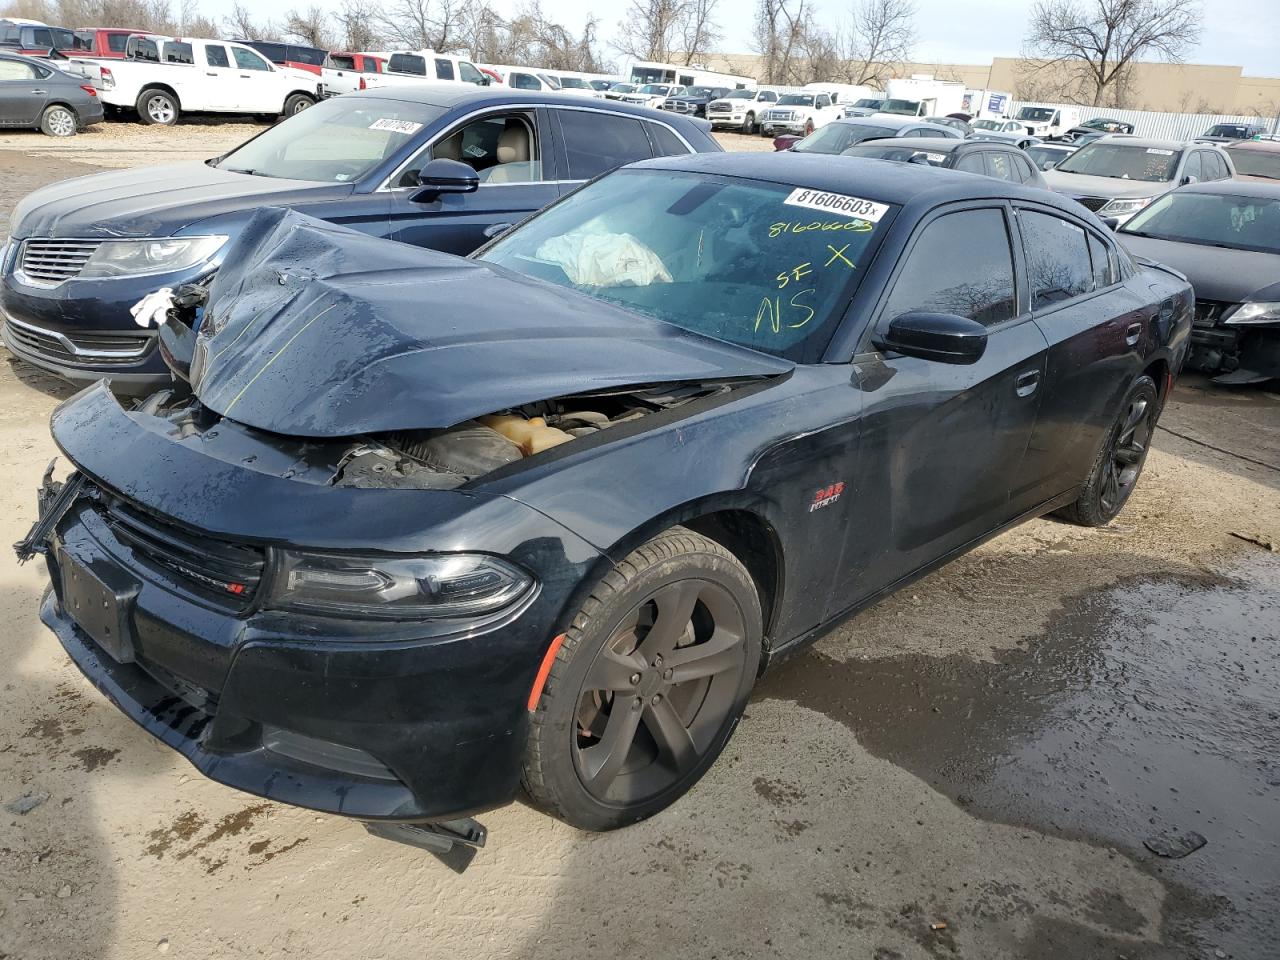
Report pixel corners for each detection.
[1024,0,1203,106]
[374,0,465,51]
[752,0,811,84]
[224,2,278,40]
[844,0,915,86]
[677,0,720,65]
[334,0,382,49]
[612,0,720,65]
[283,4,336,47]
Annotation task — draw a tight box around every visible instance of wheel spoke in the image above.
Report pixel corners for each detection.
[667,627,744,684]
[585,648,643,692]
[1103,461,1121,506]
[637,580,701,664]
[1115,440,1145,466]
[580,700,643,787]
[1122,399,1149,432]
[643,698,698,774]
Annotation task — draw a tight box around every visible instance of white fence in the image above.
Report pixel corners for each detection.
[1008,101,1280,140]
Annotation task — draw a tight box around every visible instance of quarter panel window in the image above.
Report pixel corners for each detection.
[559,111,653,180]
[1021,211,1094,309]
[882,208,1017,327]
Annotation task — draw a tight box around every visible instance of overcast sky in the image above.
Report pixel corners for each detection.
[202,0,1279,76]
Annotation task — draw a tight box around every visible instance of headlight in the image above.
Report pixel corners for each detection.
[1223,301,1280,325]
[79,236,227,279]
[1099,197,1152,216]
[269,551,534,620]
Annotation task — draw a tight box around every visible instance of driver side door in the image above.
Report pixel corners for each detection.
[385,108,559,255]
[835,202,1049,612]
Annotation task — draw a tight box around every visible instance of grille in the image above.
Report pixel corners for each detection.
[1193,299,1233,326]
[19,239,102,284]
[4,319,153,367]
[102,499,267,610]
[1073,196,1109,212]
[708,101,730,112]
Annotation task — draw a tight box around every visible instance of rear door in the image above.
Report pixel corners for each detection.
[0,58,45,126]
[1014,204,1151,507]
[200,43,238,109]
[840,202,1049,603]
[385,107,559,254]
[230,45,281,112]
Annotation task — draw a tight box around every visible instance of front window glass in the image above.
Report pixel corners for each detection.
[216,97,443,182]
[1055,143,1181,182]
[1225,147,1280,180]
[1016,107,1054,122]
[792,123,897,154]
[776,94,816,107]
[233,47,271,71]
[1121,192,1280,255]
[879,99,919,115]
[480,170,892,362]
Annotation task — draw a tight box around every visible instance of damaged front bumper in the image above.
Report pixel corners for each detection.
[32,382,604,822]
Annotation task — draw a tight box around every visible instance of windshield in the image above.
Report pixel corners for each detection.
[879,99,920,115]
[1204,124,1249,138]
[852,98,883,108]
[1122,192,1280,255]
[725,89,754,100]
[777,94,815,107]
[1017,107,1054,122]
[639,84,670,94]
[686,86,719,97]
[610,83,637,93]
[559,77,588,88]
[793,122,897,154]
[479,169,892,362]
[215,97,443,182]
[973,119,1001,130]
[538,73,562,90]
[1055,143,1180,182]
[1225,147,1280,180]
[1027,145,1072,170]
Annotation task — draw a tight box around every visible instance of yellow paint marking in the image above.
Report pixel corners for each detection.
[223,302,339,414]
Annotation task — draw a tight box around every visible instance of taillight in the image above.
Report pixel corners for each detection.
[358,76,366,90]
[100,66,114,90]
[80,84,97,97]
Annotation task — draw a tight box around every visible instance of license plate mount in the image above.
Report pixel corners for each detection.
[58,546,139,664]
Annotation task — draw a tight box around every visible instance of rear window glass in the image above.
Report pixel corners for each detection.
[288,46,325,66]
[205,44,230,67]
[327,54,355,70]
[164,42,193,64]
[107,32,129,52]
[389,53,425,75]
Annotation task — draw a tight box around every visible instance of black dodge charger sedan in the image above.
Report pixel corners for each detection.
[22,153,1192,847]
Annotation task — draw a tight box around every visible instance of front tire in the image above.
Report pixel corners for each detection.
[283,93,314,117]
[1054,375,1159,526]
[803,118,815,136]
[523,527,762,831]
[136,89,178,125]
[742,111,755,135]
[40,104,77,137]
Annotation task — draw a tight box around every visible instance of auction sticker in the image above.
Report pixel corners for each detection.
[370,118,423,135]
[784,188,888,221]
[1146,148,1174,155]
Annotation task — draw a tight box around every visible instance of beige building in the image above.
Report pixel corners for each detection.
[704,54,1280,116]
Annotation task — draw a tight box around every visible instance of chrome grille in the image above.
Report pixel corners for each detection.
[3,317,153,367]
[19,239,102,284]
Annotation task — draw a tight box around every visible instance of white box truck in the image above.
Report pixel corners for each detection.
[880,75,966,118]
[1013,104,1082,140]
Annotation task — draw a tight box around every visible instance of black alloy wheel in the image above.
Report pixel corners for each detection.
[523,528,762,830]
[1056,374,1159,526]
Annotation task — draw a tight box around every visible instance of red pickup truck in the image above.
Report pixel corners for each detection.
[73,27,144,58]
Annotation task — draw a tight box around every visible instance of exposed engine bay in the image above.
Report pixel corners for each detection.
[134,381,735,490]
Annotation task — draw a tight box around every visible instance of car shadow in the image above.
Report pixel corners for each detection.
[4,356,80,403]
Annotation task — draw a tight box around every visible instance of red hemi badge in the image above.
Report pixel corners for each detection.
[809,482,844,512]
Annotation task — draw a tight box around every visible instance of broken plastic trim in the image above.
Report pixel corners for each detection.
[364,817,487,872]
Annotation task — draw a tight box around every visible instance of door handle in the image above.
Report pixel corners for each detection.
[240,73,251,78]
[1125,321,1143,346]
[1014,370,1041,398]
[30,88,47,94]
[206,72,217,76]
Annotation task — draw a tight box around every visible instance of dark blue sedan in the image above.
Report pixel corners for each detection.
[0,86,719,392]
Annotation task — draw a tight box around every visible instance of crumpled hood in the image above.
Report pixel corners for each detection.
[10,162,349,240]
[190,208,792,437]
[1042,169,1169,200]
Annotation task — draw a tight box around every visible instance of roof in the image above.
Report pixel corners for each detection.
[1091,136,1217,150]
[848,137,966,153]
[1178,178,1280,199]
[634,152,1082,212]
[1224,139,1280,153]
[832,114,947,131]
[344,85,705,123]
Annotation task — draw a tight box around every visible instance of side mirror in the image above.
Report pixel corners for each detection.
[874,311,988,365]
[1181,174,1198,186]
[409,158,479,203]
[1100,216,1120,231]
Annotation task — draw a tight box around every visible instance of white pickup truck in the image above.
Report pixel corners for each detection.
[758,91,842,137]
[73,36,321,124]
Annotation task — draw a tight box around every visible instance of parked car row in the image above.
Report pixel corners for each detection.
[6,83,1201,852]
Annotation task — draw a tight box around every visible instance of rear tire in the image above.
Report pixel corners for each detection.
[1054,375,1159,526]
[136,89,178,126]
[522,526,762,831]
[40,104,77,138]
[803,118,815,135]
[283,93,314,117]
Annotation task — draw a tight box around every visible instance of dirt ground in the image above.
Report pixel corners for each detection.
[0,122,1277,960]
